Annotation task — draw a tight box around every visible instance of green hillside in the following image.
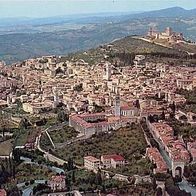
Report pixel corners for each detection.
[67,36,196,66]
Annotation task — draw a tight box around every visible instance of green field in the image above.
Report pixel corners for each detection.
[0,139,13,156]
[177,88,196,114]
[14,127,41,147]
[49,125,79,144]
[40,132,53,151]
[14,129,29,146]
[51,125,152,176]
[15,163,56,183]
[63,168,154,195]
[112,37,184,55]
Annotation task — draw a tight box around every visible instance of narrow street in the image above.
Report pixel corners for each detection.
[145,120,196,195]
[153,131,196,196]
[155,137,172,169]
[178,180,196,196]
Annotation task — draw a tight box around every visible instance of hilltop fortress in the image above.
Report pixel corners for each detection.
[147,27,184,43]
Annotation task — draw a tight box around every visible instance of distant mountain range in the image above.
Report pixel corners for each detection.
[0,7,196,64]
[129,7,196,18]
[0,7,196,27]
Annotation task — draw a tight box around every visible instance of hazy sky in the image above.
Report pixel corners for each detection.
[0,0,196,18]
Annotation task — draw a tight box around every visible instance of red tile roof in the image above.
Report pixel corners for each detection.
[84,156,100,162]
[102,154,124,161]
[0,189,6,196]
[51,175,65,183]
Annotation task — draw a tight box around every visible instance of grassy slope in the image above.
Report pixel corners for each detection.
[49,126,78,144]
[68,36,189,65]
[16,163,55,183]
[0,139,13,156]
[112,37,184,55]
[52,126,152,176]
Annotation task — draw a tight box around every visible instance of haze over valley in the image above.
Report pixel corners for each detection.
[0,7,196,64]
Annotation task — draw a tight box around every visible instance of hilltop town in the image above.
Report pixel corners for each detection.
[0,34,196,196]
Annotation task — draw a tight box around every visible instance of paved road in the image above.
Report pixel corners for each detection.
[37,133,66,165]
[18,181,83,196]
[178,179,196,196]
[156,139,172,169]
[20,156,65,173]
[146,121,172,169]
[17,180,46,196]
[154,138,196,195]
[45,130,56,149]
[138,37,173,49]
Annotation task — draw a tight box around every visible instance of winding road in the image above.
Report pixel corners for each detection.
[36,122,83,169]
[37,130,66,165]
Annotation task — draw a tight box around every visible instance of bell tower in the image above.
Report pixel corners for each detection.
[105,63,111,81]
[114,88,120,117]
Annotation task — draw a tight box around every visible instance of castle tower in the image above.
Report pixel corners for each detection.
[148,27,153,37]
[105,63,111,81]
[165,27,172,36]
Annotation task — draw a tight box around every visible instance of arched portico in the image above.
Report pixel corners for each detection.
[175,166,183,177]
[172,161,184,178]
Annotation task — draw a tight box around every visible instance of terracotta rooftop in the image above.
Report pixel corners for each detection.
[0,189,6,196]
[51,175,66,183]
[102,154,125,161]
[84,156,100,162]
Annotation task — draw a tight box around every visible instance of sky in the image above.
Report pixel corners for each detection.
[0,0,196,18]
